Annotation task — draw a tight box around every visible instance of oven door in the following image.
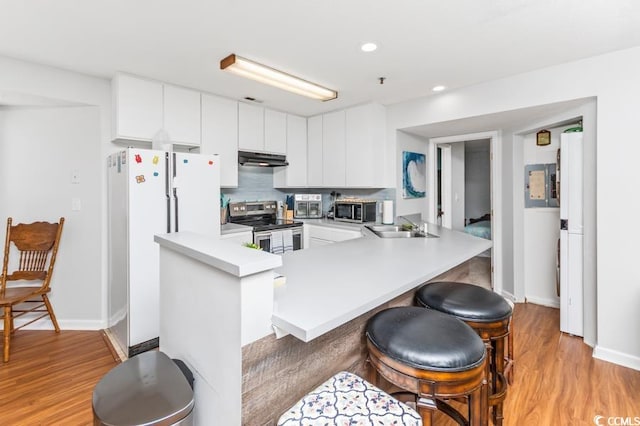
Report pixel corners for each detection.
[254,228,303,253]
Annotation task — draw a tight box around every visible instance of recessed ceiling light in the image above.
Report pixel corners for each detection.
[361,43,377,52]
[432,85,446,92]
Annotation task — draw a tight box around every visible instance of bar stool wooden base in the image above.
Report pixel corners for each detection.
[416,282,513,426]
[464,317,509,425]
[366,307,489,426]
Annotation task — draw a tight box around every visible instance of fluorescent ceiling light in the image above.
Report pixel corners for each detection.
[220,54,337,101]
[432,85,446,92]
[361,43,377,52]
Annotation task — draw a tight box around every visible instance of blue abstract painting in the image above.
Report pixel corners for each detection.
[402,151,426,199]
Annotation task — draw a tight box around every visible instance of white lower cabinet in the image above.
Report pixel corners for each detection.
[304,224,362,249]
[308,238,333,248]
[220,231,253,246]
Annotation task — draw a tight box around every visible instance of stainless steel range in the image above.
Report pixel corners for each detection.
[227,201,303,253]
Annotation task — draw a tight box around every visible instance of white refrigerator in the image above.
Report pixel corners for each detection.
[559,131,583,336]
[108,148,220,356]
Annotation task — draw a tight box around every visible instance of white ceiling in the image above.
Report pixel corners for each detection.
[403,98,592,138]
[1,0,640,117]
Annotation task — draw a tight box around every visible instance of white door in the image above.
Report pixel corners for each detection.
[126,148,168,347]
[171,152,220,237]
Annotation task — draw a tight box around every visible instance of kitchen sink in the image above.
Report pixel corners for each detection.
[365,224,439,239]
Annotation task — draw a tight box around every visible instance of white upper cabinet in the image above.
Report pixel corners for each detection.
[345,103,386,187]
[274,114,307,187]
[307,115,323,187]
[201,94,239,187]
[238,102,264,152]
[112,73,201,146]
[264,109,287,154]
[238,103,286,154]
[322,110,346,187]
[302,103,386,189]
[163,84,201,146]
[113,73,163,142]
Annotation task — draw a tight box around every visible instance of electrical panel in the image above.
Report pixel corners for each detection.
[524,163,558,208]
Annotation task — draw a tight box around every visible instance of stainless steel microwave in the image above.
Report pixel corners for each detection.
[334,200,377,223]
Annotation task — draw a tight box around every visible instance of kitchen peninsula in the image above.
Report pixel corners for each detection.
[154,222,492,425]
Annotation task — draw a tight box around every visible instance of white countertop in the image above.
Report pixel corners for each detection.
[298,218,365,232]
[154,231,281,277]
[221,222,252,235]
[272,224,492,342]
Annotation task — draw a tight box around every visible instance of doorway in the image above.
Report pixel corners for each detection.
[510,101,596,347]
[429,131,502,294]
[436,140,491,232]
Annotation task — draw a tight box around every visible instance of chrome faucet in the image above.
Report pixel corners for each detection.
[397,215,419,230]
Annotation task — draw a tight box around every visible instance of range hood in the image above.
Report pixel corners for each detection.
[238,150,288,167]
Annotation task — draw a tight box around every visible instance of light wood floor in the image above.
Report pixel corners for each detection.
[1,257,639,425]
[0,330,118,425]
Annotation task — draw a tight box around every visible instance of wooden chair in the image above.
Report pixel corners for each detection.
[1,217,65,362]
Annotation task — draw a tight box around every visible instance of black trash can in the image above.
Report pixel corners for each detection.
[92,351,195,426]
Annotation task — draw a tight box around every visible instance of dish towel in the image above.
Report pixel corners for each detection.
[270,231,284,254]
[282,229,294,253]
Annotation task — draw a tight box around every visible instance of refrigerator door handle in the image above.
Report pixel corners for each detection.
[560,219,568,230]
[165,152,171,233]
[173,152,179,233]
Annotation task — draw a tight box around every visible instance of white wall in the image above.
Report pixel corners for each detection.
[387,46,640,370]
[464,142,491,220]
[450,143,465,231]
[395,130,428,218]
[0,106,103,327]
[0,56,111,329]
[499,130,514,298]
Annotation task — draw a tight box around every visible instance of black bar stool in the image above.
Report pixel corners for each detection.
[416,282,513,426]
[366,306,488,425]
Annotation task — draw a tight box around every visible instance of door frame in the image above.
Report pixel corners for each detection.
[438,144,452,228]
[428,131,503,294]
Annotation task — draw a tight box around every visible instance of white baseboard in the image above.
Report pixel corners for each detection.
[593,345,640,372]
[501,290,516,302]
[0,316,106,331]
[524,295,560,309]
